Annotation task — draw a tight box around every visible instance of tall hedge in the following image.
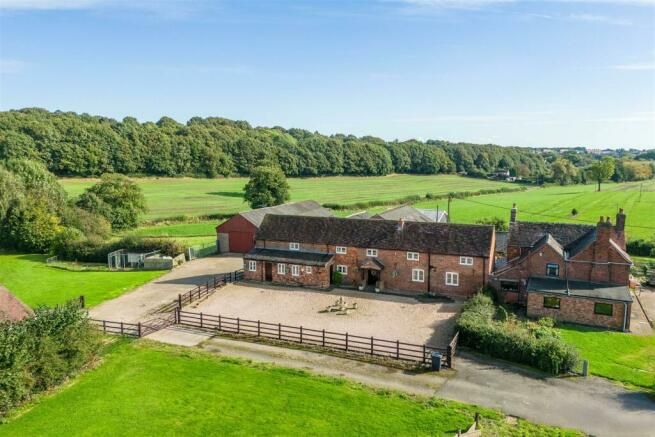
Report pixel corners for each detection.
[0,301,102,415]
[456,294,579,374]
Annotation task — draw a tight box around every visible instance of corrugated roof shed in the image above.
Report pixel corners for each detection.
[527,277,632,302]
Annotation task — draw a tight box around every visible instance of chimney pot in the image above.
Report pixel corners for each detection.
[510,203,518,223]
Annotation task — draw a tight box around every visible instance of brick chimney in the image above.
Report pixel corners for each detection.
[510,203,517,224]
[614,208,626,249]
[591,216,612,283]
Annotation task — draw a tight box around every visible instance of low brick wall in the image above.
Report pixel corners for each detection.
[526,292,630,331]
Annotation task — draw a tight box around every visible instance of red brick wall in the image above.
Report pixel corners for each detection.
[526,293,630,331]
[243,258,330,288]
[254,239,488,296]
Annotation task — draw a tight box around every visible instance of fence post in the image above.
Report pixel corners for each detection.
[175,307,180,324]
[278,323,281,340]
[300,326,303,344]
[218,314,222,331]
[103,320,106,333]
[423,345,427,365]
[345,332,349,352]
[200,313,204,329]
[237,317,240,334]
[79,295,85,308]
[120,321,124,336]
[447,345,453,368]
[257,320,261,337]
[178,293,182,308]
[370,336,374,355]
[396,340,400,359]
[322,329,325,347]
[137,322,142,337]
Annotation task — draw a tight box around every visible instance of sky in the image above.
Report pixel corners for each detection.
[0,0,654,149]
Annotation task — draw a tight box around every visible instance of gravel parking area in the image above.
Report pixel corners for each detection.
[187,283,462,346]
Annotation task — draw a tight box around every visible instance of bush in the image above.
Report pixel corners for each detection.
[331,271,343,287]
[53,235,185,263]
[626,238,655,257]
[0,300,101,416]
[571,208,578,216]
[456,293,579,374]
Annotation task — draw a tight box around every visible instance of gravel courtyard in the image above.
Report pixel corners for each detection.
[187,284,463,346]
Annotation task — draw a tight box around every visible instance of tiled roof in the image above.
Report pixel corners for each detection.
[526,277,632,302]
[345,211,371,219]
[416,208,448,223]
[256,215,494,257]
[0,286,33,322]
[508,221,595,249]
[244,248,334,266]
[372,205,433,223]
[495,231,508,253]
[240,200,333,228]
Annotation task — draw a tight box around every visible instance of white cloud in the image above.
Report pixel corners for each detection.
[611,62,655,70]
[568,13,632,25]
[0,59,26,74]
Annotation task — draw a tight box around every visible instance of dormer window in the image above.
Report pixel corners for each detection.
[546,263,559,277]
[289,242,300,251]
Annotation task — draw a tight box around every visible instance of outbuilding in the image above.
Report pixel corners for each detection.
[216,200,334,254]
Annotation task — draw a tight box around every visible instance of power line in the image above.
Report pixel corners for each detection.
[456,197,655,231]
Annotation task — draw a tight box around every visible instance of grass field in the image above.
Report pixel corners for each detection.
[416,179,655,240]
[0,253,165,308]
[62,176,655,240]
[60,174,512,220]
[557,324,655,391]
[0,340,582,436]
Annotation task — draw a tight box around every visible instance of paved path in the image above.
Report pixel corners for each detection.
[149,326,655,437]
[90,255,243,323]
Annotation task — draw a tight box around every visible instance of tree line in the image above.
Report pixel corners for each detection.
[0,108,550,178]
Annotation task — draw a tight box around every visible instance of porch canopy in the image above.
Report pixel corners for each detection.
[526,277,632,302]
[245,248,334,266]
[358,257,384,271]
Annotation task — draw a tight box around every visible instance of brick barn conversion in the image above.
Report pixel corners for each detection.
[243,215,495,298]
[215,200,333,253]
[490,206,633,331]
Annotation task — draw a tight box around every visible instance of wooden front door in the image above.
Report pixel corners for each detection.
[265,262,273,282]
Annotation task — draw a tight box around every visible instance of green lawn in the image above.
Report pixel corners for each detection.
[557,324,655,391]
[416,179,655,240]
[0,340,582,436]
[61,176,655,240]
[0,253,165,308]
[60,174,512,220]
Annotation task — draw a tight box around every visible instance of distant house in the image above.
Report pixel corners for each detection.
[0,285,33,322]
[216,201,334,253]
[492,169,510,179]
[491,205,633,331]
[243,215,494,297]
[371,205,448,223]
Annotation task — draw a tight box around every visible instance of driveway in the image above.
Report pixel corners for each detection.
[148,328,655,437]
[90,255,243,323]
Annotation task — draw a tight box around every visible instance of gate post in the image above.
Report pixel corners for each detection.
[138,322,142,337]
[447,345,453,368]
[178,293,182,308]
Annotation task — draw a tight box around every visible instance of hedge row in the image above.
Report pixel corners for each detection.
[324,186,528,211]
[456,294,579,375]
[0,301,102,415]
[626,239,655,257]
[53,235,186,263]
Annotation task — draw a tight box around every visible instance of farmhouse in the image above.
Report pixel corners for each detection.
[216,200,333,253]
[243,215,495,297]
[491,205,633,331]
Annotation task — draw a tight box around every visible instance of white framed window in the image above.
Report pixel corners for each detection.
[366,248,378,257]
[412,268,425,282]
[336,246,347,254]
[247,260,257,272]
[289,242,300,251]
[277,263,286,275]
[459,256,473,266]
[407,252,419,261]
[305,266,312,274]
[291,265,300,276]
[336,265,348,274]
[445,272,459,286]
